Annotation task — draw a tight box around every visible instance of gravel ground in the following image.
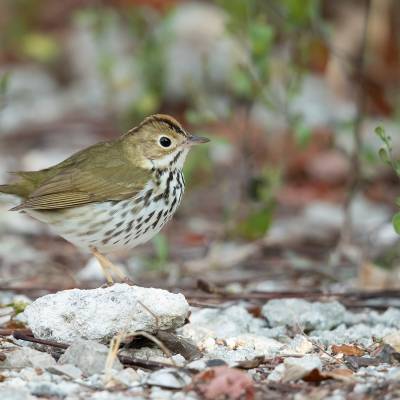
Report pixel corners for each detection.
[1,287,400,400]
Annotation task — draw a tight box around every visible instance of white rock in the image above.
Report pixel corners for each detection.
[146,368,191,389]
[284,335,313,355]
[383,331,400,351]
[76,256,117,282]
[0,386,33,400]
[28,381,81,398]
[47,364,83,380]
[262,299,346,331]
[181,305,265,342]
[283,355,322,382]
[23,284,190,343]
[0,347,56,370]
[311,323,398,347]
[110,368,140,388]
[58,340,122,376]
[224,334,283,355]
[375,308,400,328]
[268,355,322,383]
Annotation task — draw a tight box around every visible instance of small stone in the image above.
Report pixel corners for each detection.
[262,299,346,331]
[224,334,283,356]
[376,308,400,328]
[284,335,313,355]
[0,386,32,400]
[387,367,400,381]
[111,368,139,387]
[268,355,322,383]
[58,339,123,377]
[181,305,265,342]
[146,368,191,389]
[311,323,397,347]
[0,347,56,370]
[283,355,322,382]
[383,331,400,352]
[28,381,81,398]
[186,358,207,371]
[47,364,82,379]
[23,284,189,343]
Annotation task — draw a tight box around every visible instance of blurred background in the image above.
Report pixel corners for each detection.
[1,0,400,294]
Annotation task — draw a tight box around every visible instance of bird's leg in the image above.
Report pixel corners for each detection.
[91,247,127,284]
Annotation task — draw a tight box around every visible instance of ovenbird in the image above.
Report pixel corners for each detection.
[0,114,209,282]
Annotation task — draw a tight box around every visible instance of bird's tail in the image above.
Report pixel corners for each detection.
[0,183,20,195]
[0,180,31,198]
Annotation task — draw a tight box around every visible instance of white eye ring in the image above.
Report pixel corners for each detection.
[159,136,172,148]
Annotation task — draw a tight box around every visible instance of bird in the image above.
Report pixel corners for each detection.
[0,114,209,283]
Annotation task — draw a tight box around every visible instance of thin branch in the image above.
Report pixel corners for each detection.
[11,332,197,373]
[333,0,372,255]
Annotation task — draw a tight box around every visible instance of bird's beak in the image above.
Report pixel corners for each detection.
[187,134,210,146]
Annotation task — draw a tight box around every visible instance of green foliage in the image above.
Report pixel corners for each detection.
[183,135,212,185]
[0,72,10,111]
[278,0,321,28]
[1,0,61,63]
[21,32,60,62]
[235,206,274,240]
[0,72,10,95]
[376,126,400,236]
[7,300,29,315]
[150,233,169,270]
[0,71,11,111]
[234,167,281,240]
[376,126,400,176]
[393,213,400,235]
[293,116,312,147]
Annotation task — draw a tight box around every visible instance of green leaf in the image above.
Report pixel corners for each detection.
[21,33,60,63]
[375,126,386,141]
[250,22,274,57]
[395,197,400,208]
[236,206,273,240]
[393,212,400,235]
[294,123,312,148]
[0,72,10,95]
[378,148,390,165]
[152,234,169,265]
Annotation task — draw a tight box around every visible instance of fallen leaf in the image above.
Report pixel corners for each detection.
[302,368,328,382]
[344,356,380,369]
[155,331,202,361]
[371,344,400,364]
[304,368,355,382]
[324,368,354,382]
[331,344,365,357]
[236,356,265,369]
[191,366,254,400]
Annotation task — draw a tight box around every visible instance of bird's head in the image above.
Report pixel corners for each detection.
[124,114,209,169]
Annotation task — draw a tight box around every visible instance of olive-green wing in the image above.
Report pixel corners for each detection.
[12,142,151,211]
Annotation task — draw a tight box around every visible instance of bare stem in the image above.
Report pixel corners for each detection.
[334,0,372,254]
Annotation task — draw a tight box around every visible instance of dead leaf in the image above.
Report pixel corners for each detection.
[155,331,202,362]
[236,356,265,369]
[191,366,254,400]
[331,344,365,356]
[302,368,328,382]
[371,344,400,364]
[344,356,380,369]
[304,368,355,382]
[324,368,354,382]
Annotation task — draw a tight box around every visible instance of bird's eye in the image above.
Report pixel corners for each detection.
[159,136,172,148]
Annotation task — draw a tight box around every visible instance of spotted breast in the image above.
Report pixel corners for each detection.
[27,168,185,253]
